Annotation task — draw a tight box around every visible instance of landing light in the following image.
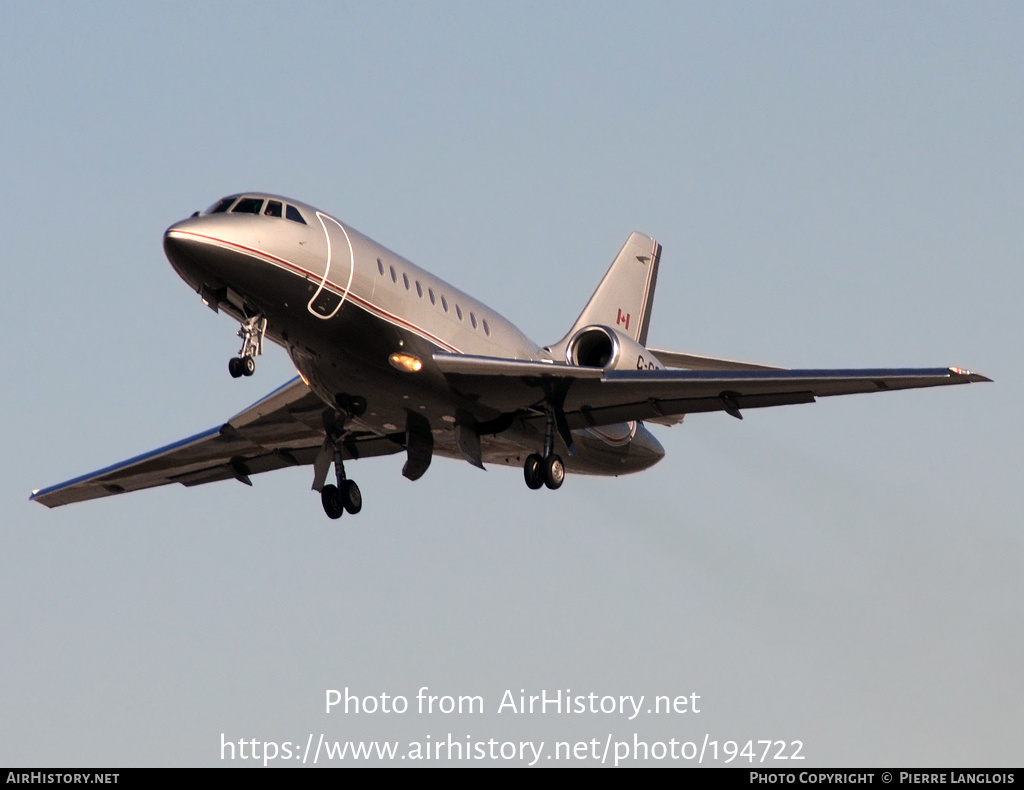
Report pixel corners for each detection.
[389,353,423,373]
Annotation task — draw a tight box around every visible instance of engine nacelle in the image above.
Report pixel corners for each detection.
[565,325,665,371]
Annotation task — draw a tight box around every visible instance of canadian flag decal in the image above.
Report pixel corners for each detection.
[616,309,630,331]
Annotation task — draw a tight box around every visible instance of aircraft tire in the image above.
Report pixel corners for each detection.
[341,479,362,515]
[242,356,256,376]
[228,358,243,378]
[543,455,564,490]
[524,454,544,490]
[321,484,344,519]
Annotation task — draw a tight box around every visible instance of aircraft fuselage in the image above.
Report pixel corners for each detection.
[163,193,666,477]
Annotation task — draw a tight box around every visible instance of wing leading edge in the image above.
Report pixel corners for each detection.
[30,377,402,508]
[433,353,991,426]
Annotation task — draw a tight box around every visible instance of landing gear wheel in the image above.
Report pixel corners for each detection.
[542,454,564,490]
[524,454,544,490]
[341,479,362,515]
[229,356,255,378]
[321,484,344,519]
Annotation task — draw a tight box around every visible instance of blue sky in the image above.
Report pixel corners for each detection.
[2,2,1020,766]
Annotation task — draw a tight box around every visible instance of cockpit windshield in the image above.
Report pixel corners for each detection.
[231,197,264,214]
[206,196,237,214]
[204,195,307,225]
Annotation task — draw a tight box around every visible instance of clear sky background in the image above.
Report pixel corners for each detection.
[2,1,1020,767]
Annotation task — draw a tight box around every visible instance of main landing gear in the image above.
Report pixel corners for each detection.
[524,452,564,490]
[320,445,362,520]
[321,478,362,519]
[315,409,365,520]
[523,405,565,491]
[228,314,267,378]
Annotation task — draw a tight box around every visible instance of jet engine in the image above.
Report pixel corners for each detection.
[566,324,664,371]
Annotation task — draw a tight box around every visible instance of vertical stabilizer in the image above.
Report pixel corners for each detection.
[565,232,661,345]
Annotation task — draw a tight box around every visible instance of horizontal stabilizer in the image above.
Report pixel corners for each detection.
[647,349,782,371]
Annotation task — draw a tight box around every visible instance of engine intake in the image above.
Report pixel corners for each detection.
[566,325,664,371]
[569,326,617,367]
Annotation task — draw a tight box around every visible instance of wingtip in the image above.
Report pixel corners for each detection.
[949,367,992,383]
[29,489,56,508]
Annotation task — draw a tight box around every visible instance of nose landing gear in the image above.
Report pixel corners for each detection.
[228,356,255,378]
[229,314,267,378]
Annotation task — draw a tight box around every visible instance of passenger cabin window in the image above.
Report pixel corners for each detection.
[390,265,397,283]
[456,305,463,321]
[377,259,385,276]
[232,197,264,214]
[265,200,283,218]
[285,205,307,224]
[416,281,423,298]
[428,288,436,305]
[208,197,236,214]
[441,296,449,312]
[483,319,490,336]
[403,273,410,290]
[470,312,477,329]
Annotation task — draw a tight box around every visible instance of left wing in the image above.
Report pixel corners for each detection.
[31,377,402,508]
[433,353,991,427]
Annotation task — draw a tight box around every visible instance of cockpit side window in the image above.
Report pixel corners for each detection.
[207,197,237,214]
[232,197,264,214]
[265,200,283,218]
[285,205,307,225]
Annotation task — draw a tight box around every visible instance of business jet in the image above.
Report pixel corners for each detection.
[30,193,990,518]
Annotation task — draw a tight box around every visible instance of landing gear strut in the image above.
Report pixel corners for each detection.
[316,415,363,519]
[229,314,267,378]
[523,406,565,491]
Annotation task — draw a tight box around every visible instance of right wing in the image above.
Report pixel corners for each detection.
[30,377,403,508]
[433,353,991,428]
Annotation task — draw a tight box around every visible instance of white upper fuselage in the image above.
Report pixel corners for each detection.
[167,194,538,357]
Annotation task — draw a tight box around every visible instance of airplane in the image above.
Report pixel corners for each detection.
[30,193,990,519]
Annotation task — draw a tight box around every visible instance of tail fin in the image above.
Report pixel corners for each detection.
[563,232,661,345]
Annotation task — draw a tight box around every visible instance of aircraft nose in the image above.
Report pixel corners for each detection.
[164,217,197,258]
[163,215,212,288]
[164,214,201,238]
